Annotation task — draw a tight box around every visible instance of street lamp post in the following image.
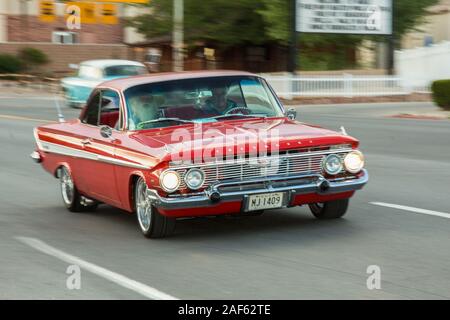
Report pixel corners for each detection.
[173,0,184,72]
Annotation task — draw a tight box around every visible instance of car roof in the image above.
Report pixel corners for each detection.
[99,70,258,91]
[80,59,145,69]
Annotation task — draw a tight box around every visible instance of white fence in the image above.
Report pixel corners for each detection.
[263,74,428,99]
[396,41,450,89]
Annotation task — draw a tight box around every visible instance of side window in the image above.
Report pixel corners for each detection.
[78,65,102,79]
[83,91,101,125]
[240,79,274,111]
[99,90,121,129]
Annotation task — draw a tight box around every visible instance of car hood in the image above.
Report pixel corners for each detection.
[130,117,358,163]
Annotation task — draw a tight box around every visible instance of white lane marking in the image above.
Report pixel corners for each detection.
[370,202,450,219]
[16,237,178,300]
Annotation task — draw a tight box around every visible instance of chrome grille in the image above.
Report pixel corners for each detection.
[172,147,351,190]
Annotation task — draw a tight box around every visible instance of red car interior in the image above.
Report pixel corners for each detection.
[99,111,119,128]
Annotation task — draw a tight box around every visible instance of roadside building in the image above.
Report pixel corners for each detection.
[401,0,450,49]
[127,36,290,73]
[357,0,450,70]
[0,0,147,75]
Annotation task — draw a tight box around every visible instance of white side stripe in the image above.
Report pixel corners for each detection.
[370,202,450,219]
[38,140,148,170]
[16,237,178,300]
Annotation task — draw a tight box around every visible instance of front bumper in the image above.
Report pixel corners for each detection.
[147,169,368,212]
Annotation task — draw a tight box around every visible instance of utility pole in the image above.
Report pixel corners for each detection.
[387,35,395,75]
[383,2,395,75]
[288,0,298,75]
[173,0,184,72]
[387,10,395,75]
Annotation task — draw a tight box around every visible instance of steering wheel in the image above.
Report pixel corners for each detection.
[224,106,250,115]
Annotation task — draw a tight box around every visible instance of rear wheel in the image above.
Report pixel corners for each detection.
[135,177,175,238]
[309,199,349,219]
[60,166,98,212]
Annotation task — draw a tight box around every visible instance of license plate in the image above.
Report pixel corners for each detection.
[246,192,285,211]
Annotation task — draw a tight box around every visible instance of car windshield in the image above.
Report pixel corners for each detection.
[124,76,283,130]
[104,65,147,77]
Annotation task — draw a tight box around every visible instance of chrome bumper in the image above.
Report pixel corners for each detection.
[147,169,369,210]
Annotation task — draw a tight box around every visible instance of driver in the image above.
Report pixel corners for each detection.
[203,86,239,116]
[128,95,159,130]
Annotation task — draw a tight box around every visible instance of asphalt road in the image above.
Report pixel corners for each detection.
[1,94,449,299]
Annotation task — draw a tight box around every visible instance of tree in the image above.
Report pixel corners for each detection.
[259,0,440,43]
[0,54,23,74]
[128,0,269,48]
[18,47,49,74]
[393,0,441,38]
[259,0,441,69]
[129,0,440,70]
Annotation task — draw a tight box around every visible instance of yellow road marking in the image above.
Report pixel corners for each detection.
[0,114,53,123]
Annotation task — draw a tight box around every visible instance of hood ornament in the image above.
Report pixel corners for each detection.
[340,126,348,136]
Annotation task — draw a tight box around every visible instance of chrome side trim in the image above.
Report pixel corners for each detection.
[37,140,148,170]
[33,128,44,150]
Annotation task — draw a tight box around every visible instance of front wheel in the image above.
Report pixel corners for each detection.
[135,178,175,238]
[308,199,349,219]
[60,166,98,212]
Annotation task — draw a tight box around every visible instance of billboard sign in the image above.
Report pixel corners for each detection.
[296,0,393,35]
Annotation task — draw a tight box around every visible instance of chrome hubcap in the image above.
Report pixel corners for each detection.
[136,180,152,232]
[61,168,74,205]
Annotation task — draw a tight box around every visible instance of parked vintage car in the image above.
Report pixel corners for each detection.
[32,71,368,238]
[61,59,147,108]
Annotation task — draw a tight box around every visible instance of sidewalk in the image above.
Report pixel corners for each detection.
[281,93,432,105]
[0,85,60,99]
[0,81,60,96]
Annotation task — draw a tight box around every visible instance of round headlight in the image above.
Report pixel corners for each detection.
[344,151,365,174]
[184,168,205,190]
[159,170,180,193]
[323,154,343,175]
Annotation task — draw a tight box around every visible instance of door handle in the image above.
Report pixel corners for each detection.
[81,139,92,146]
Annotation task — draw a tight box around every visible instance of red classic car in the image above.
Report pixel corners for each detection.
[32,71,368,238]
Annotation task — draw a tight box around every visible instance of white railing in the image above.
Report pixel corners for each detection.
[263,74,430,99]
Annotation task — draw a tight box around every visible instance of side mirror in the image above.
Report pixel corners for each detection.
[285,108,297,120]
[68,63,79,70]
[100,125,113,138]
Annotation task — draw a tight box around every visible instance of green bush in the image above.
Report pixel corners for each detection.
[431,80,450,111]
[0,54,24,74]
[18,47,49,69]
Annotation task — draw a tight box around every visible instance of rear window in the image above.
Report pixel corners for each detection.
[104,65,147,77]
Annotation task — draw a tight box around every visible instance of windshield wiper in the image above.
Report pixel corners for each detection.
[137,117,195,128]
[206,113,268,121]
